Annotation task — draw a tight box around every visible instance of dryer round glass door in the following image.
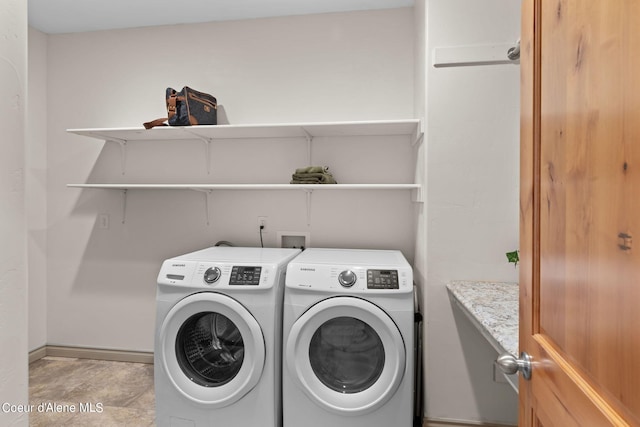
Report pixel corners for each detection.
[309,316,385,393]
[159,292,265,407]
[286,296,405,415]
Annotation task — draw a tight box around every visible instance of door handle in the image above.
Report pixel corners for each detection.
[496,352,532,380]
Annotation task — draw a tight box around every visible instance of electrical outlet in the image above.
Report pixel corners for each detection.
[257,216,268,232]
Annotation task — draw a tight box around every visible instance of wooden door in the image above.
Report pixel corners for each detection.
[519,0,640,425]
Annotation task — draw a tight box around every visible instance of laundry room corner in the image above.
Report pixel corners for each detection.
[40,8,416,355]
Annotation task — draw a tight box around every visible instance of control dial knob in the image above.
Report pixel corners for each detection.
[204,267,221,284]
[338,270,357,287]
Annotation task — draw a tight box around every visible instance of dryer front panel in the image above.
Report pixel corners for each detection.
[286,296,405,416]
[159,292,265,407]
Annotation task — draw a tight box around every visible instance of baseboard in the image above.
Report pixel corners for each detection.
[28,346,47,364]
[29,345,153,364]
[423,419,517,427]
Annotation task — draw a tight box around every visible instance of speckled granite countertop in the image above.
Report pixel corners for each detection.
[446,281,519,357]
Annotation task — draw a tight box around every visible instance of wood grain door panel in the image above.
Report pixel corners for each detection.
[520,0,640,425]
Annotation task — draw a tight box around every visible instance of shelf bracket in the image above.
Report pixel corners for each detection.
[183,129,214,174]
[304,189,313,226]
[195,136,214,174]
[203,139,212,174]
[106,138,128,175]
[190,188,213,225]
[411,119,425,147]
[121,189,128,223]
[301,127,314,165]
[412,186,424,203]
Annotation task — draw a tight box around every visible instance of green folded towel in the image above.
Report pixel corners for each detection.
[290,165,337,184]
[294,166,329,174]
[290,172,337,184]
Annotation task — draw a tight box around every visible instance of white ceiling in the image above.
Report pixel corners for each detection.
[28,0,413,34]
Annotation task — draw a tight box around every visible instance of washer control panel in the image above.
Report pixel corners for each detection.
[367,269,399,289]
[229,266,262,286]
[157,246,304,289]
[192,263,272,288]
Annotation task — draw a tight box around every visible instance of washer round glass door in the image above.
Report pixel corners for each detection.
[159,292,265,407]
[286,296,405,415]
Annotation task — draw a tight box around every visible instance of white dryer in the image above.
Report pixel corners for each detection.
[155,246,301,427]
[282,248,414,427]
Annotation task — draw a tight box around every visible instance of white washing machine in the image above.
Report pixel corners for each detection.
[282,248,414,427]
[155,246,301,427]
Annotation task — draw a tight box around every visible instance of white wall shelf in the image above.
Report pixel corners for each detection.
[68,119,423,143]
[67,119,424,225]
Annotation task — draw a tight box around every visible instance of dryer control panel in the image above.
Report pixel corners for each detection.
[286,265,411,293]
[284,248,413,293]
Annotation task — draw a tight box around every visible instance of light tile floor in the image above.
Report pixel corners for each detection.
[29,357,155,426]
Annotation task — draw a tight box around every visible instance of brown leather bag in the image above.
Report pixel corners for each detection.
[144,87,217,129]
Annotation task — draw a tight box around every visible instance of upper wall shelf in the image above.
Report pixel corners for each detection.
[68,119,424,145]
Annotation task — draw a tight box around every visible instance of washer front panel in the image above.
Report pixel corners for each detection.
[160,292,265,407]
[286,297,405,415]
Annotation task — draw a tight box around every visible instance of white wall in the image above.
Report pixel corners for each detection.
[0,0,28,424]
[423,0,520,424]
[44,9,415,352]
[27,27,48,352]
